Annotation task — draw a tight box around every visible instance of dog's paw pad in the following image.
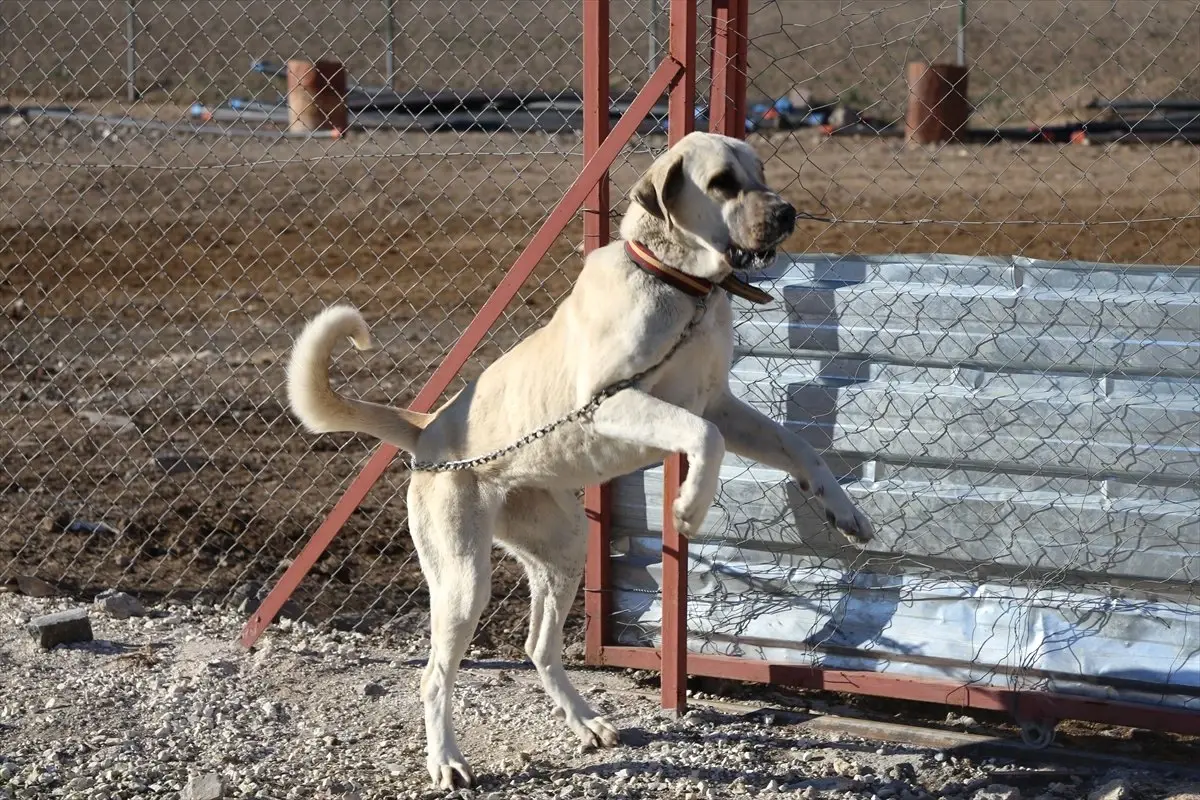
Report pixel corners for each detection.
[831,510,874,545]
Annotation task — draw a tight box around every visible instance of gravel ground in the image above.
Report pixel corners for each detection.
[2,593,1198,800]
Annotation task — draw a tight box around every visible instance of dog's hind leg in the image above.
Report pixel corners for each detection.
[408,471,499,789]
[498,489,620,749]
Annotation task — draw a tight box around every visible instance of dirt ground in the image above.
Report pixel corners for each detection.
[4,1,1198,126]
[1,105,1198,650]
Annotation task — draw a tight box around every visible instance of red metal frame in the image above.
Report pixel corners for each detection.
[659,0,698,718]
[582,0,613,664]
[593,647,1200,736]
[239,20,683,648]
[245,0,1199,740]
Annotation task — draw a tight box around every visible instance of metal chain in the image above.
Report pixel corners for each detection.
[408,292,711,472]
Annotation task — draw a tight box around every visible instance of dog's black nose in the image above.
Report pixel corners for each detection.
[774,202,796,235]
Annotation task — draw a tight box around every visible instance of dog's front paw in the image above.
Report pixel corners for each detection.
[828,505,874,545]
[807,472,873,545]
[427,751,474,789]
[672,495,707,536]
[672,466,721,536]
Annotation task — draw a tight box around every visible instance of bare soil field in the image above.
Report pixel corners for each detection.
[1,108,1197,649]
[4,1,1199,127]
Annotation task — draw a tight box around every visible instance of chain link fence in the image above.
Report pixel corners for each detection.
[0,0,665,655]
[3,0,1199,687]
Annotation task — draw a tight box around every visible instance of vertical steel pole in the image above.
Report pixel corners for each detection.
[957,0,967,66]
[384,0,397,89]
[661,0,696,718]
[583,0,613,666]
[732,0,748,135]
[125,1,138,102]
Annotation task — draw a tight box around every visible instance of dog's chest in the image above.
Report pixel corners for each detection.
[645,295,734,412]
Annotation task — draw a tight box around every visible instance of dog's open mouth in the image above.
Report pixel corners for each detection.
[721,245,777,305]
[726,245,778,273]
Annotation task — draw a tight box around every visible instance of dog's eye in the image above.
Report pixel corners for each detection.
[706,171,740,197]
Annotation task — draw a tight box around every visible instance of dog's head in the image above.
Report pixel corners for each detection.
[624,132,795,280]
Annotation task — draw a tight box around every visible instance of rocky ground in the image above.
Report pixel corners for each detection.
[2,593,1198,800]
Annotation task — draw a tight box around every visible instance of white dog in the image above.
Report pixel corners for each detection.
[288,131,873,788]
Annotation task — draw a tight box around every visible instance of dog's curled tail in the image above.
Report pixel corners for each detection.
[287,305,431,451]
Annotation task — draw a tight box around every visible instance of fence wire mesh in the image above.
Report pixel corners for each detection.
[607,0,1200,710]
[0,0,666,655]
[2,1,1199,703]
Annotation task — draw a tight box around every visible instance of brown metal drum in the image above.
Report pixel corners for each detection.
[286,58,348,133]
[905,61,970,144]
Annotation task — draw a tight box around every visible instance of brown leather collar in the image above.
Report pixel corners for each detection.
[624,240,774,305]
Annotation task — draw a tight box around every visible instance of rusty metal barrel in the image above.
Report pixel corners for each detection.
[286,58,348,134]
[905,61,970,145]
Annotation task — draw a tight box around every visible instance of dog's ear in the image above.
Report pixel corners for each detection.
[632,153,685,230]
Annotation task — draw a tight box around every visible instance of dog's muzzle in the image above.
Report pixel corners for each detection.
[727,198,796,272]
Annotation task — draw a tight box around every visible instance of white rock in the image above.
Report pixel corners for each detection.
[976,786,1022,800]
[1089,780,1133,800]
[94,591,146,620]
[182,772,225,800]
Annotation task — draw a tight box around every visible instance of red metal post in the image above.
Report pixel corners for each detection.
[732,0,748,136]
[583,0,613,664]
[584,482,611,660]
[660,0,697,717]
[240,53,685,649]
[709,0,748,138]
[709,0,732,135]
[660,453,689,715]
[668,0,697,144]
